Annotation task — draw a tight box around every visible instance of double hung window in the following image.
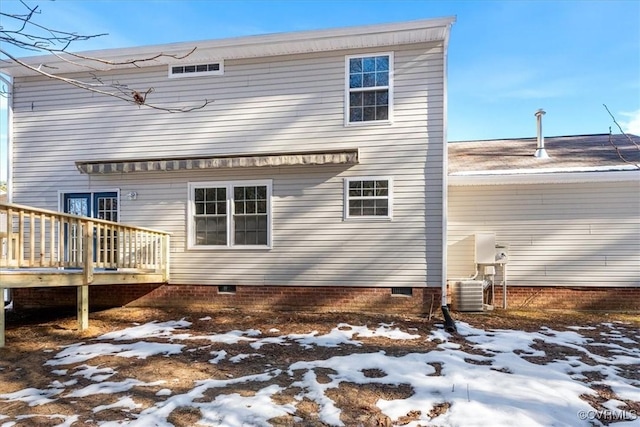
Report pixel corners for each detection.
[346,53,393,124]
[189,180,271,249]
[344,177,393,220]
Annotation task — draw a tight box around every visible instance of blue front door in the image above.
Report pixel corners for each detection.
[63,192,118,265]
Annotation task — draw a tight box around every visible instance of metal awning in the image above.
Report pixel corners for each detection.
[76,149,359,174]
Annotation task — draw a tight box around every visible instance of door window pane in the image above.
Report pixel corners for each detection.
[96,196,118,221]
[67,198,88,216]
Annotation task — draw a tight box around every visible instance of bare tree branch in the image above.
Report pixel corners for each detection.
[1,1,212,112]
[61,47,199,69]
[2,48,212,112]
[603,104,640,150]
[603,104,640,169]
[1,1,107,53]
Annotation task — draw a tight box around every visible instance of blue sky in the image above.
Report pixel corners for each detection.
[1,0,639,181]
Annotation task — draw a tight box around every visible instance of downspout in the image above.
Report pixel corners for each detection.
[440,22,456,333]
[0,73,13,308]
[0,73,13,202]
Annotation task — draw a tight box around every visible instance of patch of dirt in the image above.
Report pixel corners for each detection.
[167,406,202,427]
[0,306,638,426]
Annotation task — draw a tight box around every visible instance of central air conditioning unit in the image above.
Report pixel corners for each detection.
[449,280,485,312]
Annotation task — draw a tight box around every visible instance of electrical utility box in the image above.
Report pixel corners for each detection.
[475,233,496,264]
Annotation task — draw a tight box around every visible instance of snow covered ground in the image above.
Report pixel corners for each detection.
[0,317,638,426]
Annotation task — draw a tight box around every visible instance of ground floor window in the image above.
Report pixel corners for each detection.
[344,177,393,220]
[188,180,272,249]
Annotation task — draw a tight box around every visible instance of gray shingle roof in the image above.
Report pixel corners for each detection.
[448,134,640,174]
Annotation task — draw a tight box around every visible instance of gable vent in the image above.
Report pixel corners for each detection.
[169,62,223,78]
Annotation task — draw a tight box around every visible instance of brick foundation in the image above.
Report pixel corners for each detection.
[10,284,639,314]
[491,286,640,311]
[10,285,443,316]
[10,284,162,311]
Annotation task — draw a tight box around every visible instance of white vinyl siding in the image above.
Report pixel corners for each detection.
[10,43,446,288]
[447,181,640,287]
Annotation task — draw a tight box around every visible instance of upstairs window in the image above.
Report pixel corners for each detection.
[345,53,393,125]
[169,61,224,78]
[344,177,393,220]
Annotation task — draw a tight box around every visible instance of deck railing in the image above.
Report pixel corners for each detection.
[0,202,171,346]
[0,202,170,281]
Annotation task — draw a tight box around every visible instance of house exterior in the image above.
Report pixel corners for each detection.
[0,18,455,314]
[448,133,640,310]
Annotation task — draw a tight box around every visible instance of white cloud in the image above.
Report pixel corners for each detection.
[619,109,640,135]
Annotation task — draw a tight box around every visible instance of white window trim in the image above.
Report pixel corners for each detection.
[187,180,272,250]
[343,176,393,220]
[168,61,224,78]
[344,52,394,127]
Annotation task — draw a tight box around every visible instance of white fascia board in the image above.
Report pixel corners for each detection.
[1,17,455,77]
[449,169,640,186]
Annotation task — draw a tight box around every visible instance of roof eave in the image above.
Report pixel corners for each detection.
[449,169,640,186]
[0,17,455,77]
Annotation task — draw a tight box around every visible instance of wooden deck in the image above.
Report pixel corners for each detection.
[0,202,171,347]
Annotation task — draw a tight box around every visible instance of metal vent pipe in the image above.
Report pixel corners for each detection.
[534,109,549,159]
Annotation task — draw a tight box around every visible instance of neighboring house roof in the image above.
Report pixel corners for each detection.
[448,134,640,185]
[0,17,455,77]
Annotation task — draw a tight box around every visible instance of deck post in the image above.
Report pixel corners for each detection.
[77,285,89,331]
[162,234,170,282]
[78,221,94,331]
[0,287,5,347]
